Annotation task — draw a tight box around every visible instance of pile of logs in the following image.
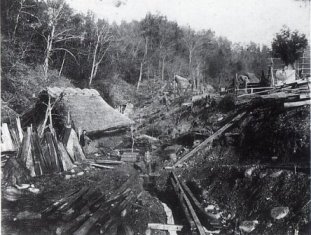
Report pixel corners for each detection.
[42,174,139,235]
[2,117,86,183]
[16,126,75,177]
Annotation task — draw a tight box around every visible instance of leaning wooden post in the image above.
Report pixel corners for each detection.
[271,62,275,87]
[40,99,50,137]
[16,116,23,143]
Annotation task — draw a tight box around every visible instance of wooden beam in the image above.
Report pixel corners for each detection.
[16,117,23,143]
[284,99,311,108]
[95,159,124,165]
[174,112,247,167]
[148,223,183,231]
[170,178,196,232]
[171,173,206,235]
[90,163,114,169]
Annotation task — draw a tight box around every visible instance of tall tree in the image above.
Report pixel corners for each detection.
[88,19,113,86]
[272,26,308,67]
[40,0,81,79]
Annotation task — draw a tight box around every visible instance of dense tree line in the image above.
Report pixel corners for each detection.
[1,0,280,90]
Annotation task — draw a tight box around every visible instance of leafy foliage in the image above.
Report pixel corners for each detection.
[272,26,308,66]
[1,0,292,99]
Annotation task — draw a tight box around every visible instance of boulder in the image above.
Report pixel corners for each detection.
[271,207,289,220]
[239,220,259,233]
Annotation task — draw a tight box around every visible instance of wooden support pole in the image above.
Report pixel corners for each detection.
[171,173,206,235]
[16,116,23,143]
[174,111,247,167]
[171,178,196,233]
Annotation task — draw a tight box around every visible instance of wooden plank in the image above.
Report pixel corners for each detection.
[57,141,74,171]
[95,159,123,165]
[284,99,311,108]
[299,94,310,99]
[171,173,206,235]
[148,223,183,231]
[33,133,50,174]
[180,180,221,226]
[170,178,196,233]
[30,134,42,176]
[45,132,60,172]
[51,134,64,172]
[174,112,247,167]
[9,128,19,149]
[23,127,36,177]
[16,117,23,143]
[260,92,299,99]
[1,123,15,152]
[90,163,114,169]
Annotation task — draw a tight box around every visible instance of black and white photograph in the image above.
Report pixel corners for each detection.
[1,0,310,234]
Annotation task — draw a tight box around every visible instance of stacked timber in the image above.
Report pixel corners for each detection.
[17,128,74,176]
[3,127,81,181]
[1,123,17,153]
[236,81,310,109]
[62,127,86,162]
[41,174,138,235]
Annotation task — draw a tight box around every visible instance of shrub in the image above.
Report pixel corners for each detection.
[217,94,235,112]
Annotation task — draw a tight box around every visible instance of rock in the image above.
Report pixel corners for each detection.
[77,172,84,176]
[239,220,259,233]
[205,205,215,211]
[169,153,177,161]
[245,166,256,178]
[271,207,289,220]
[14,211,41,221]
[28,187,40,194]
[65,175,71,180]
[71,169,75,173]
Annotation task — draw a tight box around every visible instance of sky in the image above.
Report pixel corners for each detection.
[67,0,310,45]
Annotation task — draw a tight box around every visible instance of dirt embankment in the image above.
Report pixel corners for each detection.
[170,104,311,234]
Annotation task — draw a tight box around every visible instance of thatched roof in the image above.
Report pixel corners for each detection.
[47,87,134,135]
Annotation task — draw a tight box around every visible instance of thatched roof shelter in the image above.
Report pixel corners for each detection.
[22,87,134,136]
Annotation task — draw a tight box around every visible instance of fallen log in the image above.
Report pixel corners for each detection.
[41,189,81,216]
[171,173,206,235]
[284,99,311,108]
[174,111,247,167]
[91,163,114,169]
[73,192,134,235]
[180,181,221,227]
[62,188,102,221]
[147,223,183,231]
[95,160,124,165]
[170,178,196,232]
[57,187,89,213]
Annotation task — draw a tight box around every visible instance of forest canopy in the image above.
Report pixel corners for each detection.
[2,0,305,93]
